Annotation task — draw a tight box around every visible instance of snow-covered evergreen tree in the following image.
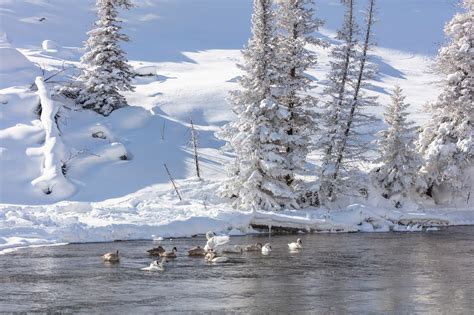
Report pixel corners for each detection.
[77,0,134,116]
[416,0,473,198]
[329,0,379,200]
[372,86,418,206]
[319,0,360,202]
[273,0,324,187]
[218,0,297,210]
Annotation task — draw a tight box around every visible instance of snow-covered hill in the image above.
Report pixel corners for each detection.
[0,0,471,252]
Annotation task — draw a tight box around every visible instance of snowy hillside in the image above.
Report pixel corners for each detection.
[0,0,471,252]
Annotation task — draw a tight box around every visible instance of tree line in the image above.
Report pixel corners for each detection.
[62,0,473,211]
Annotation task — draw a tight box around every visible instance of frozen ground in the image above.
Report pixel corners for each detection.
[0,0,472,252]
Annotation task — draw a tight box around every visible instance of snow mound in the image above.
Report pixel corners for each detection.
[42,39,60,50]
[0,46,39,88]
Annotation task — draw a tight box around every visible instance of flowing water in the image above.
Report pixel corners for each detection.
[1,227,474,313]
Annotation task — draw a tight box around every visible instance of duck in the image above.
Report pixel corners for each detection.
[243,243,262,252]
[141,258,167,271]
[261,243,272,255]
[160,247,177,258]
[147,245,165,256]
[187,246,206,256]
[102,250,120,263]
[288,238,303,250]
[205,250,228,263]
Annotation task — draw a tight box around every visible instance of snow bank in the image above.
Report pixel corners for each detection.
[0,46,39,88]
[26,77,75,198]
[1,179,473,254]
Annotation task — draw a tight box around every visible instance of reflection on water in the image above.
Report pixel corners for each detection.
[0,227,473,313]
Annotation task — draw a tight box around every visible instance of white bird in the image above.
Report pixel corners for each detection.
[102,250,120,263]
[261,243,272,255]
[204,231,230,251]
[205,250,228,263]
[288,238,303,250]
[141,259,167,271]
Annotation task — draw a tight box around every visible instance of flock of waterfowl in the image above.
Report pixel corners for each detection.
[101,231,304,272]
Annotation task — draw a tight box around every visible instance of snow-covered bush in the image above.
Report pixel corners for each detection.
[76,0,135,116]
[416,0,473,202]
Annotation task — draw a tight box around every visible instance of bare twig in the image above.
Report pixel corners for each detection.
[190,119,201,180]
[160,119,166,141]
[164,163,182,201]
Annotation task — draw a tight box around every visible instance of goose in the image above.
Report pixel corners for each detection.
[205,250,228,263]
[141,258,167,271]
[160,247,177,258]
[243,243,262,252]
[261,243,272,255]
[187,246,206,256]
[220,244,243,254]
[288,238,303,250]
[147,245,165,256]
[102,250,120,262]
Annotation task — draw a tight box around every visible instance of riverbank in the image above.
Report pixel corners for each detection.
[2,178,473,254]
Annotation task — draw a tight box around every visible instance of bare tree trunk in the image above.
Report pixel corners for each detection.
[190,119,201,180]
[331,0,375,188]
[164,163,182,201]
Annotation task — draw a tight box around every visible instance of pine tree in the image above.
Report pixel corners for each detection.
[372,86,418,206]
[218,0,295,210]
[330,0,379,200]
[319,0,360,202]
[416,0,473,197]
[77,0,135,116]
[273,0,324,187]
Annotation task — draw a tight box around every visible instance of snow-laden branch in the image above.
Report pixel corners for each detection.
[28,76,75,197]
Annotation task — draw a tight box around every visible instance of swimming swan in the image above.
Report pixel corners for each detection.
[141,259,167,271]
[160,247,178,258]
[147,246,165,256]
[205,250,228,263]
[288,238,303,250]
[102,250,120,262]
[204,231,230,251]
[261,243,272,255]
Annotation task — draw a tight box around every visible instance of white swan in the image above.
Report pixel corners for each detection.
[261,243,272,255]
[102,250,120,262]
[204,231,229,251]
[205,250,229,263]
[288,238,303,250]
[141,259,167,271]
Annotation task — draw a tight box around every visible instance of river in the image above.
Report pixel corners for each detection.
[1,227,473,313]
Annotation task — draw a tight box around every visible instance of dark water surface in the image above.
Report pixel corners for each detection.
[1,227,473,313]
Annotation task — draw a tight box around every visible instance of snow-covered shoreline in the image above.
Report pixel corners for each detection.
[2,178,473,255]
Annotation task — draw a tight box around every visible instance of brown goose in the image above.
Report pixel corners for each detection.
[160,247,177,258]
[243,243,263,252]
[187,246,206,256]
[147,245,165,256]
